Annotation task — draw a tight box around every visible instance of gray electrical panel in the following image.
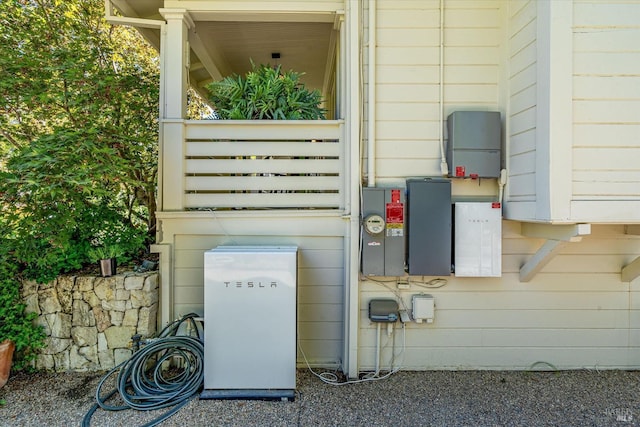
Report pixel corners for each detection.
[361,187,406,276]
[446,111,501,178]
[406,178,451,276]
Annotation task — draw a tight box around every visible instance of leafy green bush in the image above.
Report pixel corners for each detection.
[0,244,45,371]
[206,61,326,120]
[0,0,161,369]
[0,129,149,283]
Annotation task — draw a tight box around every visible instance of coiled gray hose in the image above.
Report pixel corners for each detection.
[82,314,204,427]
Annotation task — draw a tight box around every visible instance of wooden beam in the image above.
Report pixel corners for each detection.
[520,240,566,282]
[519,223,591,282]
[625,225,640,235]
[521,223,591,242]
[622,256,640,283]
[188,26,230,81]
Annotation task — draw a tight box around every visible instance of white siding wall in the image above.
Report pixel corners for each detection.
[506,0,537,204]
[359,223,640,370]
[357,1,640,371]
[572,1,640,201]
[158,213,345,366]
[371,0,501,185]
[154,0,640,373]
[504,0,640,222]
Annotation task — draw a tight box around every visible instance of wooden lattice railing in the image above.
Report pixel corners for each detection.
[182,120,345,210]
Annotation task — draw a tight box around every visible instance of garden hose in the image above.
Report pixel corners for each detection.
[82,314,204,427]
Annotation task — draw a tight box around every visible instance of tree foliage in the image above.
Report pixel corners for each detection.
[0,0,161,367]
[0,0,159,260]
[206,61,326,120]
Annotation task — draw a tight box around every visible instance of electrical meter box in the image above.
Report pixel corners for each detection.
[406,178,451,276]
[454,202,502,277]
[361,187,405,276]
[447,111,501,178]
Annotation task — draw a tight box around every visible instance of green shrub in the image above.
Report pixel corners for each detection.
[206,61,326,120]
[0,0,159,370]
[0,247,45,370]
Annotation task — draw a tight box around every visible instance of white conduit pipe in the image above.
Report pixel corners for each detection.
[374,322,381,375]
[367,0,377,187]
[439,0,449,176]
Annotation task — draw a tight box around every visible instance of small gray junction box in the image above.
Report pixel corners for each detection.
[369,299,399,323]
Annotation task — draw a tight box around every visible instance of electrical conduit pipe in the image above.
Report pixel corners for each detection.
[367,0,377,187]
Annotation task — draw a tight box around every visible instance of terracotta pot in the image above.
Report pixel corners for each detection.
[0,339,15,389]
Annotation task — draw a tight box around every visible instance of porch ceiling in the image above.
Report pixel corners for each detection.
[192,21,333,91]
[110,1,335,95]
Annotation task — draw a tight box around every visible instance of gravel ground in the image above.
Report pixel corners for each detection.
[0,368,638,426]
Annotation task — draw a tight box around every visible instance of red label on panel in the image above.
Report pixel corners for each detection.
[492,202,501,209]
[391,189,401,203]
[386,203,404,224]
[455,166,466,177]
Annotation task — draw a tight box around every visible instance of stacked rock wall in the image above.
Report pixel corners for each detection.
[22,273,158,372]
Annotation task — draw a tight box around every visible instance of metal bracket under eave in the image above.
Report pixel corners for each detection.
[519,223,591,282]
[621,225,640,282]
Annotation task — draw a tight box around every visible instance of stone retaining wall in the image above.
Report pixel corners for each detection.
[22,273,158,372]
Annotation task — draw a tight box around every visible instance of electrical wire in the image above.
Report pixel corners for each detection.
[298,322,406,386]
[82,314,204,427]
[363,276,410,312]
[410,277,448,289]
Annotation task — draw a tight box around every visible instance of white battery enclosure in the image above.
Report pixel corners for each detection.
[412,294,434,324]
[203,246,297,394]
[454,203,502,277]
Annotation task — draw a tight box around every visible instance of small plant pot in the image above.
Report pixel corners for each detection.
[0,340,15,389]
[99,258,117,277]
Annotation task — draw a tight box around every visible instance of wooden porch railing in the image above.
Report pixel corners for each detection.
[181,120,345,210]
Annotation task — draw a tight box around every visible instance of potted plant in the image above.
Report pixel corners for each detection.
[0,340,15,388]
[0,273,45,385]
[88,244,123,277]
[206,60,326,120]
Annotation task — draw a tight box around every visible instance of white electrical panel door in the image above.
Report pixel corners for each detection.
[204,246,297,390]
[455,203,502,277]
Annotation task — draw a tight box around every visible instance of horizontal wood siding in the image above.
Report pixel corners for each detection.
[358,223,640,370]
[572,1,640,201]
[506,0,537,204]
[372,0,501,183]
[162,214,345,366]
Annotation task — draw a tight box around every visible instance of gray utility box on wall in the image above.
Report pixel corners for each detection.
[406,178,452,276]
[447,111,501,178]
[361,187,406,276]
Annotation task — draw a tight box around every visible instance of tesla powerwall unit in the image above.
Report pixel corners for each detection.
[202,246,298,400]
[454,203,502,277]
